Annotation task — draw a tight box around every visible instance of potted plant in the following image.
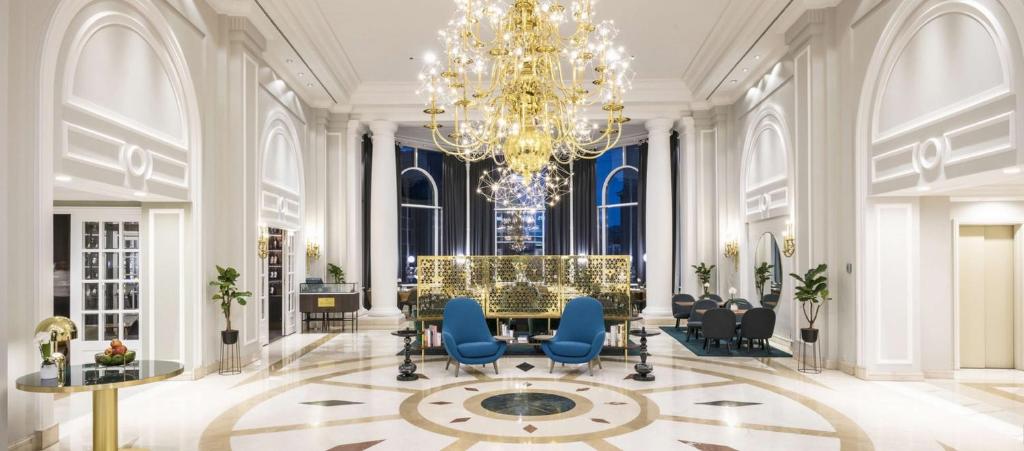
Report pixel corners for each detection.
[754,261,774,300]
[789,263,830,343]
[692,263,715,296]
[327,263,346,284]
[210,266,252,345]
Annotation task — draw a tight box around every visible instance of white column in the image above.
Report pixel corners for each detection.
[345,120,365,314]
[677,116,698,292]
[644,118,675,317]
[368,120,402,317]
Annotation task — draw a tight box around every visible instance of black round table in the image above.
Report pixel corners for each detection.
[629,327,660,381]
[392,328,420,381]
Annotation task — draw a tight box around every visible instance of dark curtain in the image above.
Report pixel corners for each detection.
[360,134,373,309]
[469,160,497,255]
[572,159,598,256]
[545,162,572,255]
[441,155,467,256]
[669,131,679,291]
[637,140,649,284]
[396,144,403,281]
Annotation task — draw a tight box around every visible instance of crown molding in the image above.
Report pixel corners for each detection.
[273,0,360,102]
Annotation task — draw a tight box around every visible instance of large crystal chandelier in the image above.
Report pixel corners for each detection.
[417,0,634,178]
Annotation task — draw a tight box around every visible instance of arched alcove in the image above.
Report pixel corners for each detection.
[45,0,199,200]
[259,110,305,230]
[863,0,1023,194]
[741,106,792,221]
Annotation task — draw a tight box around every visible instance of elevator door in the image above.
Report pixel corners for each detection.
[959,225,1015,369]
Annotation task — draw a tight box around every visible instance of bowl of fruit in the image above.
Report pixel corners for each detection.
[94,339,136,366]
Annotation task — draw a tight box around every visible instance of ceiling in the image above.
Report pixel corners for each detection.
[208,0,825,116]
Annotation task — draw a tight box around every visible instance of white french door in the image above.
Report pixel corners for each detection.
[259,227,270,346]
[284,232,297,336]
[66,209,142,363]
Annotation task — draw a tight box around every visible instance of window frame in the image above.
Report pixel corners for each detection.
[399,147,442,284]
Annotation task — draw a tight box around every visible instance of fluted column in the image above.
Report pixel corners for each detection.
[644,118,675,317]
[345,119,366,314]
[368,120,402,317]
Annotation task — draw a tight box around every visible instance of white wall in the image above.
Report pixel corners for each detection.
[0,0,10,447]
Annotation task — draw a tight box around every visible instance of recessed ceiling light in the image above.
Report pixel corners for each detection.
[298,72,305,77]
[754,55,761,60]
[306,82,314,87]
[1003,166,1021,174]
[133,191,147,197]
[742,68,749,73]
[729,79,737,84]
[916,186,931,192]
[285,58,294,64]
[54,174,72,182]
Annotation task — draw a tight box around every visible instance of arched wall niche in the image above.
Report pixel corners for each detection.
[259,108,305,231]
[741,106,793,222]
[45,0,200,201]
[864,0,1024,195]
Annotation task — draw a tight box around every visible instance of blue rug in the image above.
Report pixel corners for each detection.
[659,326,792,358]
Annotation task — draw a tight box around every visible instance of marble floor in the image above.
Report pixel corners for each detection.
[46,330,1024,450]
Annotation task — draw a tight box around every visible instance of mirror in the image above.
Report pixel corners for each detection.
[753,232,783,309]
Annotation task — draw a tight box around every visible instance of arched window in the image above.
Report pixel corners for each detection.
[597,145,642,282]
[399,146,442,284]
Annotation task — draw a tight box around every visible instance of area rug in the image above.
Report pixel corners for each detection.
[659,326,792,357]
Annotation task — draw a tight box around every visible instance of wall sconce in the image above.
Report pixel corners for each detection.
[723,239,740,267]
[783,220,796,258]
[306,240,321,261]
[257,230,269,260]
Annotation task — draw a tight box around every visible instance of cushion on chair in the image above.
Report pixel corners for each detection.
[457,341,500,358]
[548,340,591,357]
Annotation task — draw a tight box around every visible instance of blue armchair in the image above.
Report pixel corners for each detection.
[542,297,606,376]
[442,298,507,377]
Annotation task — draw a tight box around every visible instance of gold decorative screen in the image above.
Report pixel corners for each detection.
[415,255,631,320]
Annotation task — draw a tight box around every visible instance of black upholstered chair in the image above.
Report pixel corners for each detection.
[686,299,719,341]
[760,293,780,310]
[701,293,724,305]
[725,298,753,310]
[738,307,776,352]
[702,308,737,352]
[672,294,696,329]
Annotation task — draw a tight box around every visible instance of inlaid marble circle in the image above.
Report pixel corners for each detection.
[479,391,576,416]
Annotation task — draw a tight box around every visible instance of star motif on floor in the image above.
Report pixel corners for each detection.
[678,440,738,451]
[606,401,627,405]
[464,387,479,392]
[450,417,470,423]
[523,424,537,433]
[429,401,451,405]
[576,387,590,392]
[591,418,609,424]
[696,400,762,407]
[516,362,535,372]
[326,439,386,451]
[300,400,364,407]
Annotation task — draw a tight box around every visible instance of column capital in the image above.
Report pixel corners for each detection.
[644,117,674,135]
[225,16,266,54]
[369,120,397,136]
[327,113,349,132]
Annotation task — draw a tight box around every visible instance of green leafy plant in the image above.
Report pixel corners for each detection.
[754,261,774,300]
[692,262,715,295]
[789,263,830,329]
[327,263,346,284]
[209,266,252,331]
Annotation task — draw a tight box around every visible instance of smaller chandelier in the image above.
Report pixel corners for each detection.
[477,162,571,208]
[501,210,539,252]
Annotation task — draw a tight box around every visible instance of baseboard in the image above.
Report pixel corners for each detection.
[359,315,413,329]
[854,367,924,381]
[923,369,954,379]
[838,360,857,376]
[638,314,675,326]
[8,423,58,451]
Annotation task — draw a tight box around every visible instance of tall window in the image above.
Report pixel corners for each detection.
[597,145,642,283]
[495,208,545,255]
[399,146,442,283]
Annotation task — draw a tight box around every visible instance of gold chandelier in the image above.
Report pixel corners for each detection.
[417,0,633,178]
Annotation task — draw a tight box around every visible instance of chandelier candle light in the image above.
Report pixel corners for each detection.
[418,0,634,178]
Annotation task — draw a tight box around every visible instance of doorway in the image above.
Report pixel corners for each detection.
[958,225,1015,369]
[263,227,297,343]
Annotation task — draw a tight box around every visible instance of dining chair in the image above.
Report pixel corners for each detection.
[725,298,753,310]
[672,294,696,329]
[701,293,724,304]
[761,293,780,310]
[686,299,718,341]
[738,307,776,352]
[702,308,738,352]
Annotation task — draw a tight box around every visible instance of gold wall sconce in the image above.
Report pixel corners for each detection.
[306,241,321,261]
[723,238,740,269]
[257,230,269,260]
[783,220,796,257]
